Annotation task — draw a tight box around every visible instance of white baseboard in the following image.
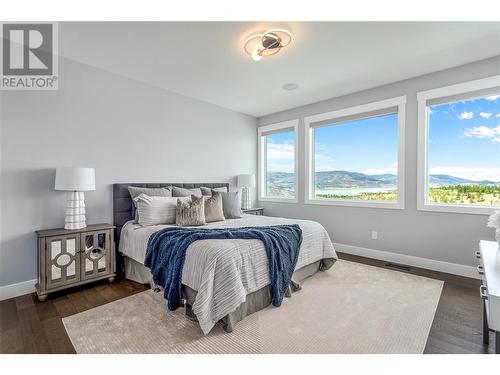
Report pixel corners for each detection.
[334,242,480,280]
[0,279,37,301]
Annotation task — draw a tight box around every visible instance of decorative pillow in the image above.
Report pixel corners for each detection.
[128,186,172,222]
[176,195,206,226]
[202,193,225,223]
[133,194,188,226]
[200,186,228,196]
[172,186,203,198]
[128,186,172,201]
[215,190,242,219]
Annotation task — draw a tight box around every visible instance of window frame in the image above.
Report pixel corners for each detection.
[304,96,406,209]
[417,75,500,215]
[257,119,299,203]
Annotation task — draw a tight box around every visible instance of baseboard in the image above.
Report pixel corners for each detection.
[0,279,37,301]
[334,242,480,280]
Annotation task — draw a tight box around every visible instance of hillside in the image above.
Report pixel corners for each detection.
[267,170,500,188]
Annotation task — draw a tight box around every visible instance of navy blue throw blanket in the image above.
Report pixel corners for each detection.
[144,225,303,311]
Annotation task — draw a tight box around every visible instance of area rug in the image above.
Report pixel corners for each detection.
[63,260,443,354]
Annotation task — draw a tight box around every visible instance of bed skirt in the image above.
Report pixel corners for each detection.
[124,256,335,332]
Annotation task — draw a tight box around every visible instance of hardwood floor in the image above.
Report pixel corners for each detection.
[0,253,494,354]
[0,279,148,354]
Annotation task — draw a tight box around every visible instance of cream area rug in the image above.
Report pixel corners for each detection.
[63,260,443,354]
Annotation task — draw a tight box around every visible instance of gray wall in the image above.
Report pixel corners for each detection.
[258,56,500,267]
[0,57,257,286]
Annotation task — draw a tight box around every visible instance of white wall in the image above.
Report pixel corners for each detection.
[257,56,500,269]
[0,57,256,287]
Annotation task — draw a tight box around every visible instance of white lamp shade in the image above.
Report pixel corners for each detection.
[237,174,256,188]
[55,167,95,191]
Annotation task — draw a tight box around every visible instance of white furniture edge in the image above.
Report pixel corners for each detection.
[478,240,500,350]
[257,119,299,204]
[304,95,406,209]
[0,278,37,301]
[335,242,480,280]
[416,75,500,215]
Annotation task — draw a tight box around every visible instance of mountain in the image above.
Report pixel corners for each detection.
[314,170,396,189]
[267,171,500,188]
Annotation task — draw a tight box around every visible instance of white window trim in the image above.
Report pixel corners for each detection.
[257,119,299,203]
[417,75,500,215]
[304,96,406,209]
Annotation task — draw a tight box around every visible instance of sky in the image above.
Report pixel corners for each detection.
[428,95,500,181]
[314,113,398,175]
[266,94,500,181]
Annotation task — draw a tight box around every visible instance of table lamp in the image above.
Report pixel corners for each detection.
[55,167,95,230]
[237,174,256,210]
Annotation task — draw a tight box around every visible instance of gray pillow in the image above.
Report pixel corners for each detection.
[172,186,203,198]
[128,186,172,201]
[215,190,242,219]
[176,195,206,226]
[200,186,228,196]
[202,193,225,223]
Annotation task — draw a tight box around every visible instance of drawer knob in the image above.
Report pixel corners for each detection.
[480,285,488,300]
[477,265,484,275]
[475,250,481,259]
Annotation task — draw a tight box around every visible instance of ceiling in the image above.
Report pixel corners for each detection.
[59,22,500,117]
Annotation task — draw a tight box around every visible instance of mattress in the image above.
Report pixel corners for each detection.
[119,214,337,333]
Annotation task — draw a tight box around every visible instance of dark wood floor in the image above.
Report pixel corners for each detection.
[0,252,494,354]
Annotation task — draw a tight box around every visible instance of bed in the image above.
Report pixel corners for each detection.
[113,183,337,334]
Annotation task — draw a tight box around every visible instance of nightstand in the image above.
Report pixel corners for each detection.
[35,223,116,301]
[242,207,264,215]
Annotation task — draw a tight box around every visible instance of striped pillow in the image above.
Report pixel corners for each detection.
[134,194,190,226]
[128,186,172,222]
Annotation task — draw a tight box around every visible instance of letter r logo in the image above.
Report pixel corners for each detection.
[2,23,53,76]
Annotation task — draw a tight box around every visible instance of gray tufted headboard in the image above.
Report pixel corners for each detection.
[112,182,230,244]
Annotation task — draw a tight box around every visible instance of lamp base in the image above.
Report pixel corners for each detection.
[64,191,87,230]
[241,186,252,210]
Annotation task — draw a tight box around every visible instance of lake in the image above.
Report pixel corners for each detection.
[315,187,397,196]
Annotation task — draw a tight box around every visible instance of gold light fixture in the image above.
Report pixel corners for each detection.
[244,28,292,62]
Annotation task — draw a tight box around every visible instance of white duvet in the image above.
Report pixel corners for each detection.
[119,214,337,334]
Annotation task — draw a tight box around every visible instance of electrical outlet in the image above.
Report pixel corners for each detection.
[371,230,378,240]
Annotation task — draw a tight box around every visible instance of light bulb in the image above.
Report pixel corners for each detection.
[251,48,262,62]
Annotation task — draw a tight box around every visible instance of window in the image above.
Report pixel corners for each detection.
[417,76,500,214]
[258,119,299,202]
[304,96,406,208]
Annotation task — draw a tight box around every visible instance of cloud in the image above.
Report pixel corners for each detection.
[496,113,500,118]
[464,126,500,143]
[480,112,493,119]
[429,167,500,182]
[457,111,474,120]
[266,142,294,172]
[486,95,500,101]
[314,154,336,172]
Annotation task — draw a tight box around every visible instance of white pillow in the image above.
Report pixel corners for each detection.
[133,194,191,226]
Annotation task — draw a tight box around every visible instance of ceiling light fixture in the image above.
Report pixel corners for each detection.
[244,28,292,62]
[282,83,299,91]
